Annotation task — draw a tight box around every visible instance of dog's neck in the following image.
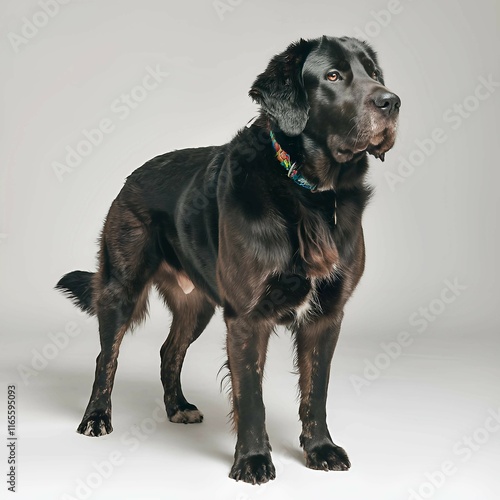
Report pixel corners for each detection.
[301,132,370,193]
[264,120,369,193]
[269,130,318,191]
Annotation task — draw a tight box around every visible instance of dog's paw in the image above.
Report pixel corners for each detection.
[229,454,276,484]
[77,411,113,437]
[305,443,350,471]
[167,403,203,424]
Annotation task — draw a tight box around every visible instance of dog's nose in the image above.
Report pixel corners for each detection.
[372,91,401,116]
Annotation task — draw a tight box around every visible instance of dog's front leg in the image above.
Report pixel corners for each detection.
[295,315,351,471]
[225,314,275,484]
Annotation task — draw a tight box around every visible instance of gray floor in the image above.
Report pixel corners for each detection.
[3,298,500,499]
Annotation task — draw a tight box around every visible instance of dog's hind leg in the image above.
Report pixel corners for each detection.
[155,264,215,423]
[77,201,158,437]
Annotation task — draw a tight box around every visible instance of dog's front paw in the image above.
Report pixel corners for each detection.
[77,410,112,437]
[305,443,350,471]
[229,454,276,484]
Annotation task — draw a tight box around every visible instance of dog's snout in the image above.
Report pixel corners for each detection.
[372,91,401,116]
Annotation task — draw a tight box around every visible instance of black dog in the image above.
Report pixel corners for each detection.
[57,36,400,484]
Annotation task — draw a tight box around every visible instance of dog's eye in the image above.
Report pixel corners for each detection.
[371,71,379,80]
[326,70,341,82]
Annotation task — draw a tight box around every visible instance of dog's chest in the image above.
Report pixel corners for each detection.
[274,196,361,321]
[293,198,346,279]
[294,277,320,322]
[296,191,364,273]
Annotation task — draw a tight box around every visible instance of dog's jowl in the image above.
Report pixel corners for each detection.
[56,36,400,484]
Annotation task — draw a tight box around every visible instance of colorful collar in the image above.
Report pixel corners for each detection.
[270,130,317,191]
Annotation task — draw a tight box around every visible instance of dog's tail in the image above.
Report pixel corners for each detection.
[55,270,96,315]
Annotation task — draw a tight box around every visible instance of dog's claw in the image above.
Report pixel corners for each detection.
[168,408,204,424]
[229,454,276,484]
[77,411,113,437]
[305,443,350,471]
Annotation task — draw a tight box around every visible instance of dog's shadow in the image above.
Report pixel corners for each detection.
[39,359,305,467]
[39,366,234,464]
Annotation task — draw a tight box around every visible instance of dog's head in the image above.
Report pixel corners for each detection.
[250,36,400,163]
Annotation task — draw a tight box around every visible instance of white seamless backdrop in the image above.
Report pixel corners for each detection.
[1,1,499,499]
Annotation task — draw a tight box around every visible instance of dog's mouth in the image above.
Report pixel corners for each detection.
[366,132,393,161]
[332,122,398,164]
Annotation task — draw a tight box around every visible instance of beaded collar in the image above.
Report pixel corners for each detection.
[269,130,317,191]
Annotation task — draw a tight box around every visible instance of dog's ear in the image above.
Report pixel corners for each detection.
[249,39,313,136]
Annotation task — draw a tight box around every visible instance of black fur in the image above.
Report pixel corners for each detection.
[56,36,400,484]
[56,270,94,314]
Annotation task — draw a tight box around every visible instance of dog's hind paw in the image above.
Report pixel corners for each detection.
[167,403,204,424]
[77,411,113,437]
[229,454,276,484]
[304,443,350,471]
